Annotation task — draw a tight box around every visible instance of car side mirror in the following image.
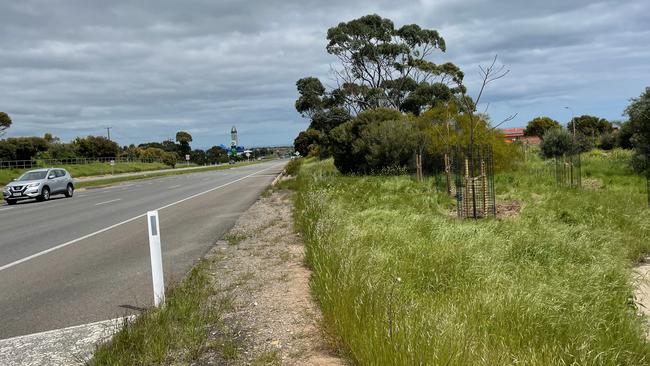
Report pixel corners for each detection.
[48,175,55,179]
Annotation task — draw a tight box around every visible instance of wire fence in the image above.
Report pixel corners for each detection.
[453,145,496,219]
[0,156,163,170]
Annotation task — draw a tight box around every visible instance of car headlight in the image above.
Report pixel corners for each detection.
[27,182,40,188]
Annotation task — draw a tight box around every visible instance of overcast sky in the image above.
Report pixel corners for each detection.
[1,0,648,148]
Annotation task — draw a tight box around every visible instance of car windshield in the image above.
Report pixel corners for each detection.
[17,171,47,181]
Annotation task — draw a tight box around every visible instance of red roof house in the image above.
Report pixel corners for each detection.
[501,128,541,145]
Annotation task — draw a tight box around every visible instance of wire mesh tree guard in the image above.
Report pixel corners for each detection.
[453,145,496,219]
[554,154,581,188]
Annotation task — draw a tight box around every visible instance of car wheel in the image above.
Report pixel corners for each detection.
[38,186,51,202]
[64,184,74,198]
[6,199,16,205]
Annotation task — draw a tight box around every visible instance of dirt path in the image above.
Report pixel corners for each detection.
[198,189,345,365]
[634,259,650,339]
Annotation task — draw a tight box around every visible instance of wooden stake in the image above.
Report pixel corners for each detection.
[481,160,488,216]
[464,158,470,218]
[444,153,451,195]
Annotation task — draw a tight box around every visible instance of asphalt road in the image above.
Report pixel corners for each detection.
[0,160,285,339]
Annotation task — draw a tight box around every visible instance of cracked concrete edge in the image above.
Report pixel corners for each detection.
[0,316,135,366]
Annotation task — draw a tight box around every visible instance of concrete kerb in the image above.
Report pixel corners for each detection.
[271,169,286,186]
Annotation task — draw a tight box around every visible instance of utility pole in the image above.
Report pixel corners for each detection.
[105,126,112,141]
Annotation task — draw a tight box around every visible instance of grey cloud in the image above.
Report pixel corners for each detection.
[1,0,649,147]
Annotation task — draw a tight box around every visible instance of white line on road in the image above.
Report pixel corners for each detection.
[0,163,283,272]
[0,207,14,212]
[94,199,122,206]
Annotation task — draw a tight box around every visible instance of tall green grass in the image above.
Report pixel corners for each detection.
[89,260,224,365]
[293,152,650,365]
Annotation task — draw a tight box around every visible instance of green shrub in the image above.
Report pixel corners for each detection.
[539,128,573,158]
[285,157,304,176]
[161,152,177,168]
[330,108,422,174]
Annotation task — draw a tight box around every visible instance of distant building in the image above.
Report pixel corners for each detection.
[501,128,541,145]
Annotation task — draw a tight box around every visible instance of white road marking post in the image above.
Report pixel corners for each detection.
[147,210,165,307]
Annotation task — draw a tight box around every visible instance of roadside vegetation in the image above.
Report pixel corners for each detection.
[286,14,650,365]
[89,259,230,365]
[288,152,650,365]
[1,120,280,183]
[0,161,170,186]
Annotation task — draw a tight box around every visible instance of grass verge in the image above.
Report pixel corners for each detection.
[0,162,171,186]
[291,151,650,365]
[88,258,231,365]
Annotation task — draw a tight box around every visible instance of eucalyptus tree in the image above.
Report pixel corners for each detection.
[324,14,464,115]
[0,112,11,137]
[626,87,650,173]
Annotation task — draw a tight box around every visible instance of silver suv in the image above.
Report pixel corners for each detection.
[3,168,74,205]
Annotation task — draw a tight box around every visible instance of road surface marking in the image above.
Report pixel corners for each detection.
[168,184,181,189]
[0,207,14,212]
[95,199,122,206]
[0,163,283,272]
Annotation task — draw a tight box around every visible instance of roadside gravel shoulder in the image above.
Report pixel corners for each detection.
[635,259,650,339]
[198,189,345,365]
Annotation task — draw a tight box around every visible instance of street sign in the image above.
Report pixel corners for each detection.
[185,154,190,161]
[109,160,115,166]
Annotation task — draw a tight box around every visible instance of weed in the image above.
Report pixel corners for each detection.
[88,260,219,365]
[252,350,281,366]
[224,232,248,246]
[278,250,292,263]
[220,339,240,360]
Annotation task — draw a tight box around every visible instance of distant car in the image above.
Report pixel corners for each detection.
[3,168,74,205]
